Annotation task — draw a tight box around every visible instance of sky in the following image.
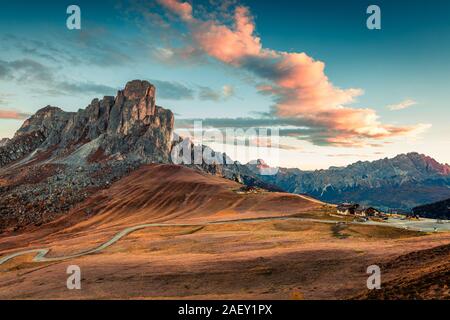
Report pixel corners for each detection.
[0,0,449,170]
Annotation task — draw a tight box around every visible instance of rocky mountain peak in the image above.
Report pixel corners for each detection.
[0,80,174,168]
[402,152,450,175]
[34,105,63,116]
[15,105,68,138]
[109,80,158,135]
[123,80,156,101]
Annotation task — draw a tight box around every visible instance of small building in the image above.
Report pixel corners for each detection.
[337,203,359,215]
[363,207,382,217]
[406,212,420,220]
[337,204,384,218]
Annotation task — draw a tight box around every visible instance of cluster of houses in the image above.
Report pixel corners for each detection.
[235,185,261,195]
[336,203,386,218]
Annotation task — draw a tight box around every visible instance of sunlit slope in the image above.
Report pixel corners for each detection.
[67,164,324,228]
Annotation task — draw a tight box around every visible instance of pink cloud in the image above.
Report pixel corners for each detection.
[0,109,30,120]
[157,0,194,22]
[191,7,262,64]
[157,0,430,146]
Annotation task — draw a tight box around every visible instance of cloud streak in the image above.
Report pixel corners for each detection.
[198,85,235,101]
[0,58,117,96]
[0,57,226,104]
[157,0,430,147]
[150,79,195,100]
[0,109,31,120]
[1,32,132,68]
[387,99,417,111]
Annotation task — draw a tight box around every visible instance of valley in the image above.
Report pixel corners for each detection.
[1,164,450,299]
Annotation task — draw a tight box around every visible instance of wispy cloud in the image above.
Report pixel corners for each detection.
[156,0,430,147]
[0,58,117,96]
[175,117,313,146]
[150,79,195,100]
[198,85,235,101]
[1,32,132,68]
[326,153,385,158]
[150,79,235,101]
[176,117,307,129]
[1,34,83,66]
[386,99,417,111]
[0,56,227,103]
[0,94,12,106]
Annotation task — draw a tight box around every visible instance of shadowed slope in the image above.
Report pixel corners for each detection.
[356,243,450,299]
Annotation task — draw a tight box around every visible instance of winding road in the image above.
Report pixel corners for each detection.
[1,216,449,266]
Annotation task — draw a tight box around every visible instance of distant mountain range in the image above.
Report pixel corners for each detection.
[245,154,450,211]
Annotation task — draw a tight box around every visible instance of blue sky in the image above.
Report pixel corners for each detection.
[0,0,449,169]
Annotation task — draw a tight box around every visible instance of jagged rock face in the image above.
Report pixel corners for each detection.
[15,106,73,144]
[0,138,10,147]
[108,80,156,135]
[1,80,174,168]
[250,152,450,210]
[0,131,46,167]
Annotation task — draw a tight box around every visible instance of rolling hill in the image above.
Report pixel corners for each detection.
[412,198,450,219]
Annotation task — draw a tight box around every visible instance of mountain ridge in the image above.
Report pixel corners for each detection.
[247,153,450,211]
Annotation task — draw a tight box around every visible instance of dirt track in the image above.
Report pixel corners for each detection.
[3,215,449,266]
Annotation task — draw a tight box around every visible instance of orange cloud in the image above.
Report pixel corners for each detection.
[157,0,430,146]
[0,109,30,120]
